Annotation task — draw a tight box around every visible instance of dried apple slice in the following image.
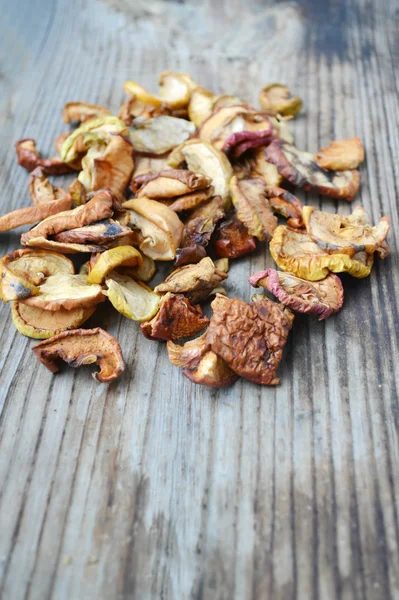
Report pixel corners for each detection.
[264,185,303,223]
[250,148,283,186]
[213,215,257,259]
[60,116,128,163]
[175,195,224,266]
[21,189,115,246]
[32,327,124,383]
[124,73,196,111]
[20,273,105,310]
[199,105,273,154]
[270,225,374,280]
[87,246,143,284]
[167,186,214,213]
[158,71,194,109]
[68,179,87,206]
[123,81,164,107]
[167,332,209,368]
[118,254,156,282]
[12,302,96,339]
[259,83,303,117]
[264,140,360,201]
[129,116,195,155]
[230,176,277,241]
[15,139,75,175]
[166,332,238,387]
[315,137,365,171]
[0,249,74,302]
[133,169,211,199]
[29,167,71,206]
[54,219,135,246]
[270,116,294,144]
[302,205,390,256]
[123,197,184,260]
[0,195,73,233]
[188,87,215,126]
[183,351,239,387]
[154,257,227,303]
[133,153,172,178]
[206,294,294,385]
[119,95,173,124]
[249,269,344,320]
[62,102,111,124]
[168,140,233,205]
[140,292,209,341]
[104,272,160,322]
[78,135,134,195]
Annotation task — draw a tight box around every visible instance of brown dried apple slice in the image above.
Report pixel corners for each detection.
[133,169,211,199]
[176,195,225,266]
[249,269,344,320]
[206,294,294,385]
[154,257,227,304]
[167,333,238,387]
[230,176,278,241]
[15,139,76,175]
[140,293,209,341]
[62,102,111,124]
[0,196,73,233]
[183,351,239,387]
[32,327,124,383]
[315,138,365,171]
[21,189,116,246]
[213,215,257,259]
[264,140,360,201]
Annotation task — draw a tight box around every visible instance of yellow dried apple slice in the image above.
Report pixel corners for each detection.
[60,117,128,163]
[0,249,74,302]
[124,73,196,111]
[158,71,193,109]
[87,246,143,284]
[12,302,96,339]
[123,81,163,107]
[104,272,160,322]
[259,83,303,117]
[118,254,156,282]
[20,273,105,311]
[188,87,215,126]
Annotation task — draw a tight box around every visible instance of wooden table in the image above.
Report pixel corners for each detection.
[0,0,398,598]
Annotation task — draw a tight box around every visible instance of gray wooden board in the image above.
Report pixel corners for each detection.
[0,0,398,598]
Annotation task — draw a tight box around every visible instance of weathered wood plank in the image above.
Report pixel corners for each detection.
[0,0,398,599]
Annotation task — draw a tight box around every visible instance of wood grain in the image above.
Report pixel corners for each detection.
[0,0,398,598]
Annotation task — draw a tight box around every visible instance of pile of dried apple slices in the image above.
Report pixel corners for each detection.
[0,73,389,386]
